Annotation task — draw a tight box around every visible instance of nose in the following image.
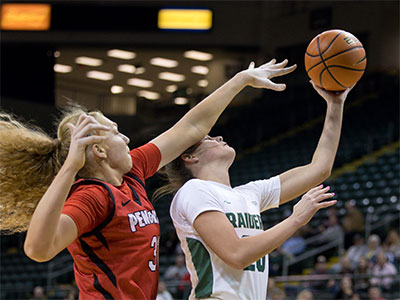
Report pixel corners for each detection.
[122,134,130,145]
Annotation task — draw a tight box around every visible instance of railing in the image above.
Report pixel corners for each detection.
[281,232,344,276]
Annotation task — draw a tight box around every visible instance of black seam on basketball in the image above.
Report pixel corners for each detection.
[317,37,346,89]
[306,32,343,58]
[326,65,366,71]
[306,46,364,73]
[320,66,347,89]
[356,55,367,64]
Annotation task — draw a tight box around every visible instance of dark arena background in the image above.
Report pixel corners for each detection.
[1,1,399,299]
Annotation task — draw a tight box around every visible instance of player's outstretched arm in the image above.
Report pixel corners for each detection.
[278,81,354,204]
[193,185,335,269]
[151,59,297,170]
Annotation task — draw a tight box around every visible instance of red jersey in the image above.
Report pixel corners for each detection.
[62,143,161,300]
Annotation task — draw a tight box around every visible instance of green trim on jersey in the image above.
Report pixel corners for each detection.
[187,238,213,298]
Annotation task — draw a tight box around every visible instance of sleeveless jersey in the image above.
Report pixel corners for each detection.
[62,143,161,300]
[170,177,281,300]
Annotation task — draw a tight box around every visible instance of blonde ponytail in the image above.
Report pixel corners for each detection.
[0,106,103,233]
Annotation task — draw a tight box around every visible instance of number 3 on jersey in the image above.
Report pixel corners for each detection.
[148,235,158,272]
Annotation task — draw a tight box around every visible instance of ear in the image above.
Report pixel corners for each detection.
[181,153,199,163]
[90,144,107,159]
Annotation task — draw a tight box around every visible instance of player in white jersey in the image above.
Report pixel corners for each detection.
[157,77,354,299]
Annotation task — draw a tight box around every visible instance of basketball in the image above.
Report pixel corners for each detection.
[305,29,367,91]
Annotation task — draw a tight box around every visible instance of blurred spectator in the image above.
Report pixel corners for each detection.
[368,285,387,300]
[164,254,188,280]
[366,234,382,264]
[310,255,329,291]
[370,251,398,291]
[282,228,306,256]
[383,229,400,263]
[340,256,354,274]
[178,272,191,299]
[354,257,370,293]
[156,281,173,300]
[268,287,286,300]
[350,293,361,300]
[345,234,368,269]
[342,201,365,249]
[164,254,189,297]
[296,289,314,300]
[156,280,174,300]
[29,286,46,300]
[319,215,344,244]
[335,275,354,300]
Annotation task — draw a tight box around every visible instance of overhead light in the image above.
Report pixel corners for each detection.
[174,97,188,105]
[191,65,209,75]
[127,78,153,88]
[137,90,160,100]
[159,72,185,82]
[150,57,178,68]
[166,85,178,93]
[184,50,213,61]
[111,85,124,94]
[118,64,136,74]
[53,51,61,58]
[198,79,208,87]
[54,64,72,73]
[107,49,136,60]
[75,56,103,66]
[86,70,113,81]
[135,67,146,75]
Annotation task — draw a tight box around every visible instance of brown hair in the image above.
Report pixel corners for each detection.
[0,106,104,234]
[153,141,202,200]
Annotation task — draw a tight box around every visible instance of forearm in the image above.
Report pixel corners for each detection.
[24,164,77,260]
[233,215,301,269]
[311,101,344,171]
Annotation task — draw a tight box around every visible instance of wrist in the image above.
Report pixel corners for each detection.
[59,161,80,178]
[233,71,251,89]
[288,213,304,228]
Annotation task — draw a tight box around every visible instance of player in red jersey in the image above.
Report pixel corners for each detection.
[0,59,295,299]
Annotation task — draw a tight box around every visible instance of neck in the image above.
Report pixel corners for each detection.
[194,166,231,187]
[90,166,124,186]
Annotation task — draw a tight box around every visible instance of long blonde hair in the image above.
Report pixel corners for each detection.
[0,106,104,234]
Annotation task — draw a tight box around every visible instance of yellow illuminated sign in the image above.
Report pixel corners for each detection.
[1,3,51,31]
[158,8,212,30]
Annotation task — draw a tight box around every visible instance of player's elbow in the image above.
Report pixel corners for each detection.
[310,162,332,182]
[24,241,52,263]
[221,252,253,270]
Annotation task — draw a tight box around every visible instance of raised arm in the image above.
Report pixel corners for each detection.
[279,81,353,204]
[193,185,335,269]
[24,115,110,262]
[151,59,296,170]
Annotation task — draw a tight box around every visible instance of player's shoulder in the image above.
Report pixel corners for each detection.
[181,178,213,191]
[70,181,111,199]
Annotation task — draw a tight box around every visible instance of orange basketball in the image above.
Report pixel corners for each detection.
[305,29,367,91]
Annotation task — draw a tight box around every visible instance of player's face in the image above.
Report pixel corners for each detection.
[193,135,235,165]
[97,115,132,174]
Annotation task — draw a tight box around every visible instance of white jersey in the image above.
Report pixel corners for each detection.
[170,176,281,300]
